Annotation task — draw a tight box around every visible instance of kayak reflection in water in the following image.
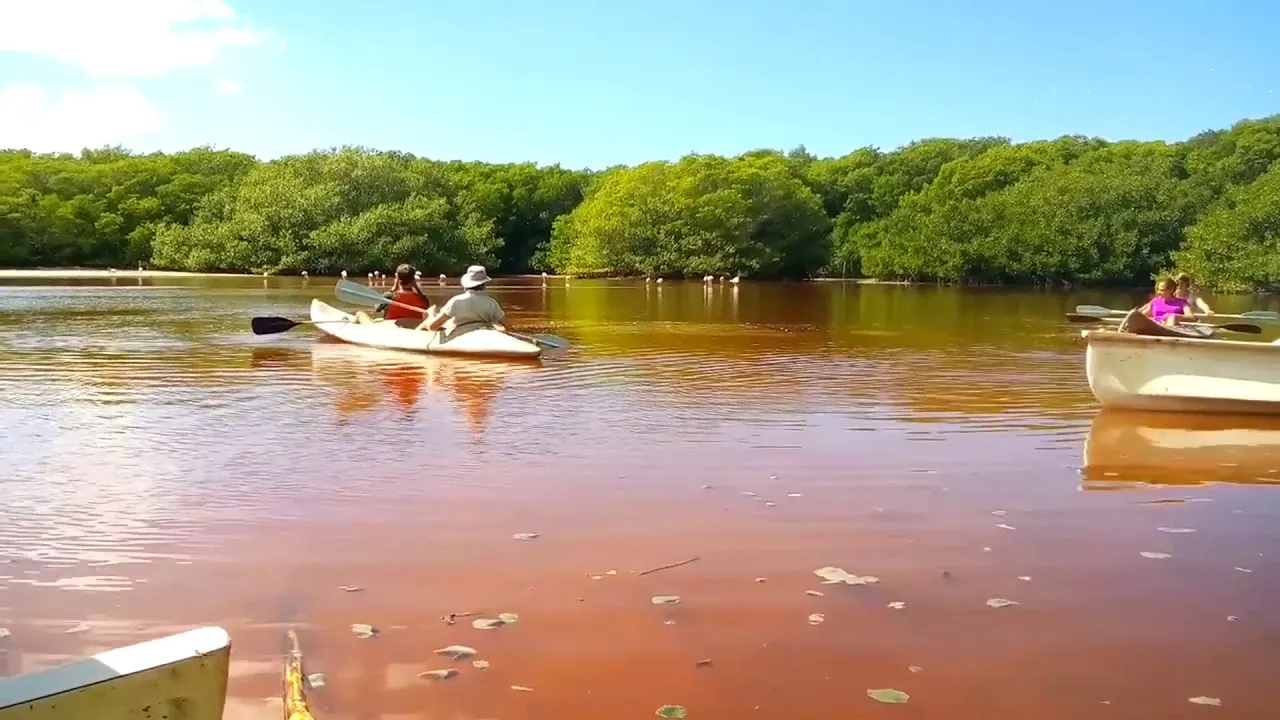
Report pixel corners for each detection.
[352,263,434,327]
[416,265,507,334]
[1139,277,1196,327]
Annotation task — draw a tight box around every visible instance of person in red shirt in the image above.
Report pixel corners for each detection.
[353,263,434,326]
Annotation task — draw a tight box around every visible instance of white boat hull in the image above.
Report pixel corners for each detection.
[1083,329,1280,415]
[0,626,230,720]
[310,298,541,358]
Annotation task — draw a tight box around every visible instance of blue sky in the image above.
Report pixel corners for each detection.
[1,0,1278,168]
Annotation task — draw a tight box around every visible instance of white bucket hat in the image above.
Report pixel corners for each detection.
[460,265,491,289]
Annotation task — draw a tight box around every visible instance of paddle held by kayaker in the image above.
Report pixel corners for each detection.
[1139,278,1196,327]
[352,263,434,326]
[417,265,506,333]
[1175,273,1214,316]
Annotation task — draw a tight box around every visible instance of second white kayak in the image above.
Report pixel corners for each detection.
[309,299,541,358]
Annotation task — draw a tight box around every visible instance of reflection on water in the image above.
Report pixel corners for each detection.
[1083,410,1280,489]
[2,278,1280,719]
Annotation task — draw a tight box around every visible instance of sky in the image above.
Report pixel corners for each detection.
[1,0,1278,168]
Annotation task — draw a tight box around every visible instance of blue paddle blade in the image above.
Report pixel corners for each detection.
[334,278,388,307]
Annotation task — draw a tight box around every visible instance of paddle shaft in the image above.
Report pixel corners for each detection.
[1067,314,1260,334]
[1074,304,1280,323]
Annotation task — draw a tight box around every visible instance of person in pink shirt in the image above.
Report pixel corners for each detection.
[1139,278,1196,326]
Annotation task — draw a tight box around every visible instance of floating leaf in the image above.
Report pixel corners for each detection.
[755,577,767,583]
[887,601,905,610]
[991,510,1008,516]
[651,595,681,605]
[511,685,533,692]
[808,613,825,625]
[472,660,490,670]
[64,623,89,634]
[983,547,992,552]
[908,665,922,673]
[306,673,326,688]
[590,575,604,580]
[606,569,618,575]
[498,613,519,624]
[0,628,9,639]
[1227,615,1239,622]
[695,658,712,667]
[1140,551,1172,559]
[986,598,1019,609]
[805,590,824,597]
[787,493,802,498]
[351,623,377,638]
[813,567,879,585]
[655,705,687,718]
[764,501,776,507]
[1235,567,1252,573]
[867,688,909,704]
[419,668,459,681]
[472,618,505,630]
[742,491,757,497]
[338,585,363,592]
[1188,696,1221,706]
[1157,527,1196,534]
[434,644,477,660]
[996,523,1016,531]
[512,532,539,541]
[1017,576,1032,582]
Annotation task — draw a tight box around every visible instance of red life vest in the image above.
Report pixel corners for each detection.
[385,289,428,320]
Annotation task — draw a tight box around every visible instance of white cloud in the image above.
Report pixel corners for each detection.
[214,76,243,95]
[0,0,275,78]
[0,85,164,152]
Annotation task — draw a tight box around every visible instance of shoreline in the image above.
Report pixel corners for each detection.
[0,268,252,279]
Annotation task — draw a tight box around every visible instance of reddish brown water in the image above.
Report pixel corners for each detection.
[1,277,1279,719]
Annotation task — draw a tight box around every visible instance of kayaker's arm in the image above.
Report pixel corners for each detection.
[1194,296,1214,315]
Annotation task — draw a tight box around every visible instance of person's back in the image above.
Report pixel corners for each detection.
[439,288,504,330]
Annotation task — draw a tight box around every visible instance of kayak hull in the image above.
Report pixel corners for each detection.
[1117,308,1215,339]
[310,299,541,358]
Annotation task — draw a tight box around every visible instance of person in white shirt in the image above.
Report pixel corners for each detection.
[1175,273,1214,315]
[417,265,507,334]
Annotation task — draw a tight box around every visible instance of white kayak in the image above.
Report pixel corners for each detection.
[310,299,541,358]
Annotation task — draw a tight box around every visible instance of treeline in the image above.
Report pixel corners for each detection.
[2,115,1279,290]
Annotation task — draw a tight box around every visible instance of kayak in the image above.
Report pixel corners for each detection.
[1117,308,1216,339]
[309,299,541,358]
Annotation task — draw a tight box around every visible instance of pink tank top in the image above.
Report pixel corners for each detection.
[1149,295,1188,322]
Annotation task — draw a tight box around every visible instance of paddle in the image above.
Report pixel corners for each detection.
[1074,304,1280,324]
[334,278,572,350]
[1065,313,1262,334]
[251,315,349,335]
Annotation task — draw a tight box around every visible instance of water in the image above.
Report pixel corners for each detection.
[1,276,1278,719]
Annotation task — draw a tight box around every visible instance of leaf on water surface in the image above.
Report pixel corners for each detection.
[983,547,992,553]
[805,590,824,597]
[1227,616,1239,622]
[434,644,477,660]
[986,598,1019,609]
[472,618,505,630]
[472,660,490,670]
[996,523,1016,531]
[511,685,533,692]
[606,570,618,575]
[764,501,776,507]
[65,623,89,634]
[1157,527,1196,534]
[755,577,767,583]
[651,596,681,605]
[813,567,879,585]
[1140,552,1172,560]
[338,585,363,592]
[0,628,9,639]
[1188,696,1221,706]
[498,613,519,624]
[1017,576,1032,582]
[887,601,905,610]
[1234,567,1252,573]
[742,491,757,497]
[696,658,713,667]
[419,668,459,681]
[787,493,802,498]
[701,484,712,490]
[351,623,377,638]
[867,688,910,704]
[655,705,688,718]
[513,532,540,541]
[991,510,1008,516]
[306,673,326,688]
[908,665,922,673]
[590,575,604,580]
[808,613,825,625]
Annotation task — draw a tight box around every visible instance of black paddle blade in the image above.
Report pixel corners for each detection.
[1065,313,1105,324]
[1220,323,1262,334]
[251,316,301,335]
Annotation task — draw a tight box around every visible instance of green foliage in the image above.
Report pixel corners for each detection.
[4,115,1280,289]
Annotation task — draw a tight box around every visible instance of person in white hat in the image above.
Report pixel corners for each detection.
[417,265,507,334]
